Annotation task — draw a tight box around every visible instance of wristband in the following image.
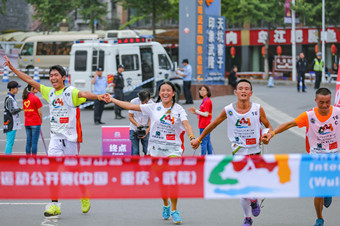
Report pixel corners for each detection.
[189,135,195,140]
[97,95,100,100]
[197,138,202,144]
[270,131,275,137]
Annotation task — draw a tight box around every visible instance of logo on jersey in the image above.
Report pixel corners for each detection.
[156,106,161,111]
[160,114,175,125]
[318,123,333,135]
[235,118,251,128]
[228,111,233,116]
[52,98,64,108]
[310,118,315,124]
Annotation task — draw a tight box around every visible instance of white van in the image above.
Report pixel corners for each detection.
[68,37,182,100]
[18,34,99,70]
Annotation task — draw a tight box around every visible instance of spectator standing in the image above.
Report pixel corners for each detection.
[113,64,126,119]
[129,90,152,156]
[312,52,324,89]
[228,65,238,89]
[188,85,213,155]
[296,52,308,92]
[22,84,43,155]
[176,59,193,104]
[92,67,108,125]
[3,81,22,154]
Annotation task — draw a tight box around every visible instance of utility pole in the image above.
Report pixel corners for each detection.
[291,0,296,82]
[322,0,325,82]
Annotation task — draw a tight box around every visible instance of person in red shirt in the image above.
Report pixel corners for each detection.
[22,84,43,155]
[188,85,213,155]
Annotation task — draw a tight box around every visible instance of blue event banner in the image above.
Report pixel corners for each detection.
[299,154,340,197]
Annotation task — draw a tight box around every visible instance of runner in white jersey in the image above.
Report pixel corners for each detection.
[262,88,338,226]
[107,81,195,224]
[191,79,273,226]
[3,56,108,217]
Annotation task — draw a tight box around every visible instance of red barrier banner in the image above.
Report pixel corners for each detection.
[0,156,204,199]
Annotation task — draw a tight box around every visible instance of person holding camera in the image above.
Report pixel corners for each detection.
[129,90,152,156]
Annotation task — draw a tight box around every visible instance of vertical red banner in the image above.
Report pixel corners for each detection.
[335,59,340,107]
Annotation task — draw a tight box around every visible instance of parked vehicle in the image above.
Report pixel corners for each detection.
[18,34,98,70]
[68,36,182,100]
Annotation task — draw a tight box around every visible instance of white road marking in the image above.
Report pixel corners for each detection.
[0,203,49,205]
[252,95,305,138]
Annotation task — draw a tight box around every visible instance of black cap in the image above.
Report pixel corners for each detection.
[97,67,103,71]
[118,64,125,69]
[7,81,21,89]
[182,59,188,64]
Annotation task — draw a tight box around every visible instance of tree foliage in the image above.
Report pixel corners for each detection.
[75,0,108,33]
[118,0,178,38]
[27,0,75,32]
[0,0,6,15]
[222,0,285,78]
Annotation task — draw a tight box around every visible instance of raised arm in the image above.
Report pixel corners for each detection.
[191,109,227,149]
[261,120,298,144]
[3,56,41,91]
[109,96,141,111]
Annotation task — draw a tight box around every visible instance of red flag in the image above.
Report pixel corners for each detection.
[335,59,340,107]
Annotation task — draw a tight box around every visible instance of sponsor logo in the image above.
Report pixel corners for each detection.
[228,111,233,116]
[52,98,64,108]
[23,100,30,108]
[235,118,251,128]
[318,123,333,135]
[310,118,315,124]
[156,106,161,111]
[166,134,176,140]
[246,138,256,145]
[160,114,175,125]
[59,117,69,124]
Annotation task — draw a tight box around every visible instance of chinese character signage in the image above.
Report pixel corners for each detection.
[102,126,131,156]
[274,56,299,72]
[226,27,340,46]
[196,0,205,83]
[204,15,225,84]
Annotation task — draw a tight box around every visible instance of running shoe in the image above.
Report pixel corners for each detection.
[323,197,332,208]
[81,198,91,213]
[171,210,182,224]
[314,218,324,226]
[242,217,253,226]
[250,199,261,217]
[44,204,61,217]
[162,201,171,220]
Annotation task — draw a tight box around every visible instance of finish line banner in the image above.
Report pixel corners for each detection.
[0,154,339,199]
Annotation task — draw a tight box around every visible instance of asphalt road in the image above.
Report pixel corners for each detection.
[0,78,339,226]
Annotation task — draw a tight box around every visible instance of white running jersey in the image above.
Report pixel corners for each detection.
[306,107,340,154]
[225,103,262,155]
[48,86,79,142]
[129,97,153,131]
[140,102,187,157]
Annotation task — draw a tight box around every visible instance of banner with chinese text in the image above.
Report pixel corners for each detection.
[1,154,339,199]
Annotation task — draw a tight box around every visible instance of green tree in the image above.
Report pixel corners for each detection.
[0,0,7,15]
[75,0,108,34]
[295,0,340,50]
[118,0,178,38]
[222,0,285,78]
[27,0,75,33]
